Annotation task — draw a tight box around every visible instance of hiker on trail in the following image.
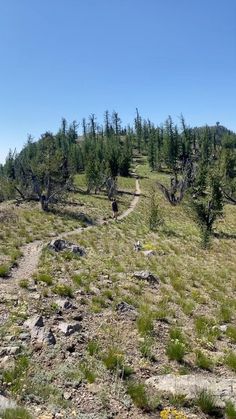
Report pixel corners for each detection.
[111,198,118,220]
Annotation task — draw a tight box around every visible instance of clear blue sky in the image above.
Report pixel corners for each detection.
[0,0,235,163]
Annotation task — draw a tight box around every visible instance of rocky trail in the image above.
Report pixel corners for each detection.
[4,178,141,285]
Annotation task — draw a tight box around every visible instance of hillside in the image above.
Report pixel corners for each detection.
[0,157,236,419]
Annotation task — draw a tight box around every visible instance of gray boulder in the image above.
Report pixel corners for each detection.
[146,374,236,408]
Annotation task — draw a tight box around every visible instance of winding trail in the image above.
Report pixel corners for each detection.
[6,178,141,283]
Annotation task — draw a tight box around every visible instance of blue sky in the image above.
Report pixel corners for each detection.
[0,0,235,163]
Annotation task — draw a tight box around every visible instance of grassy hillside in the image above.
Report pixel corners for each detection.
[0,160,236,418]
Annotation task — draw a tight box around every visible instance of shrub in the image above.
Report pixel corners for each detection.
[127,380,160,411]
[195,389,219,416]
[52,284,73,298]
[102,347,123,371]
[226,326,236,343]
[137,306,154,336]
[126,381,149,410]
[225,352,236,372]
[87,340,100,356]
[80,363,96,383]
[34,273,53,285]
[139,337,155,361]
[166,340,185,362]
[72,273,84,287]
[220,305,232,323]
[194,316,220,342]
[149,191,163,231]
[169,327,185,343]
[195,350,213,370]
[0,264,10,277]
[19,279,29,289]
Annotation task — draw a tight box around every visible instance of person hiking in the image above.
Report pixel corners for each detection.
[111,198,118,220]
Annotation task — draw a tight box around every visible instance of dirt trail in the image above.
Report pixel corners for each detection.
[118,178,140,220]
[4,178,141,283]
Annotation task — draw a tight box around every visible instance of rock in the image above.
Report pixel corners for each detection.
[72,313,83,321]
[0,394,16,410]
[49,239,67,251]
[32,293,41,300]
[146,374,236,407]
[116,301,137,320]
[134,241,142,251]
[89,286,100,295]
[18,332,31,341]
[0,346,20,356]
[0,355,14,369]
[133,270,160,284]
[143,250,156,257]
[24,315,44,329]
[116,301,137,313]
[55,298,75,310]
[219,325,228,333]
[48,239,85,256]
[58,322,81,336]
[31,327,56,345]
[63,391,72,400]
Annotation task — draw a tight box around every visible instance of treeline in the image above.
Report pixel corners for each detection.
[0,110,235,220]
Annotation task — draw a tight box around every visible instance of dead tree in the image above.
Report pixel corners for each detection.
[157,177,187,205]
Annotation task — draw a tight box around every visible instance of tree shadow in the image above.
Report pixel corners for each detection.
[49,207,94,225]
[213,231,236,240]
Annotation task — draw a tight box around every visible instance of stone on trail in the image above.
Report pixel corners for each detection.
[146,374,236,407]
[133,270,160,284]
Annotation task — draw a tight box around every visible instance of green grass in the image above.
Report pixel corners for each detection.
[3,355,29,394]
[52,284,74,297]
[0,407,32,419]
[225,401,236,419]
